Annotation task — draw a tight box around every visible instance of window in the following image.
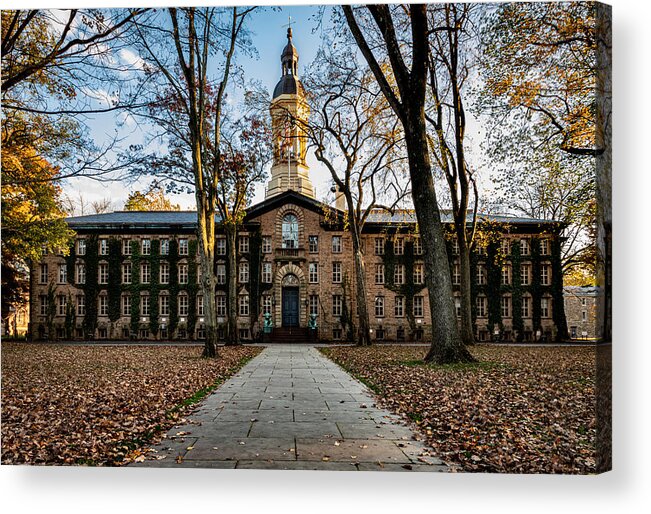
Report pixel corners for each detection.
[501,238,511,255]
[332,328,342,340]
[99,263,109,284]
[391,238,403,256]
[413,263,424,285]
[501,264,512,286]
[239,235,250,253]
[476,264,487,285]
[98,295,108,316]
[332,262,342,283]
[217,237,226,256]
[309,235,319,253]
[159,294,170,316]
[309,295,319,316]
[582,310,587,321]
[216,293,227,317]
[541,263,552,286]
[376,328,385,341]
[476,296,487,318]
[581,298,587,307]
[477,245,487,256]
[178,263,188,284]
[375,264,385,284]
[99,239,108,256]
[140,295,150,316]
[77,295,85,316]
[309,262,319,283]
[414,237,423,255]
[239,295,249,316]
[451,238,460,255]
[413,296,424,317]
[374,296,385,317]
[141,262,150,284]
[522,295,532,318]
[541,296,552,318]
[122,294,131,316]
[501,295,512,318]
[58,264,67,284]
[332,295,342,317]
[332,235,342,253]
[239,261,249,283]
[395,296,404,317]
[39,295,48,316]
[196,295,204,317]
[388,264,404,286]
[122,263,132,284]
[262,262,273,283]
[238,328,250,340]
[520,238,530,256]
[57,295,67,316]
[118,238,130,256]
[452,261,461,285]
[141,239,151,255]
[520,263,531,286]
[262,236,272,254]
[178,294,189,317]
[454,295,461,318]
[216,263,226,284]
[160,238,169,256]
[374,237,385,255]
[263,295,272,316]
[39,263,48,284]
[540,238,550,256]
[282,214,298,249]
[77,239,86,255]
[160,262,170,284]
[179,238,189,255]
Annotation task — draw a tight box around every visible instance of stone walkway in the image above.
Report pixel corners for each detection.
[132,345,448,471]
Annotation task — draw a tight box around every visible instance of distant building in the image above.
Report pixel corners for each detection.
[2,298,29,337]
[564,286,599,340]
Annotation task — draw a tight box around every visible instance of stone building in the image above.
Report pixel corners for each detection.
[28,29,566,343]
[564,286,599,340]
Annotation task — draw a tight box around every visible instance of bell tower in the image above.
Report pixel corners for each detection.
[265,27,315,199]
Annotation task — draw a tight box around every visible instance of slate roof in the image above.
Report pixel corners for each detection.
[65,211,218,230]
[364,209,558,225]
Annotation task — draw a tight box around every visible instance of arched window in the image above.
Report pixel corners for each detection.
[282,213,299,248]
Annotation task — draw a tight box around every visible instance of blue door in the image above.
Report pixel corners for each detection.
[282,288,299,327]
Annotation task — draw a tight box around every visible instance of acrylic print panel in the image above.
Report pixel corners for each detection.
[1,1,610,475]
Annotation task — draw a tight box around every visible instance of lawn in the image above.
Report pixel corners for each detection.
[321,345,597,474]
[1,343,261,466]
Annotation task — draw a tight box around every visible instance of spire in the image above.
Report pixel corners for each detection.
[281,24,299,77]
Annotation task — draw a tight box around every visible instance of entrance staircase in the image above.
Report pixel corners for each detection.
[268,327,313,344]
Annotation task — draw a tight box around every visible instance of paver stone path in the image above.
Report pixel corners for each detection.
[132,345,449,471]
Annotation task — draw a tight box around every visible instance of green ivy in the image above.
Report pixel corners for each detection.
[81,234,99,338]
[108,238,122,322]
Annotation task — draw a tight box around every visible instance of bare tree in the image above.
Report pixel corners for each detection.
[343,4,473,363]
[90,198,114,214]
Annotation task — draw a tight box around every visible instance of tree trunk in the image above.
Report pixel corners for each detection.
[195,200,219,358]
[350,223,372,347]
[457,235,475,345]
[225,224,240,346]
[405,115,474,364]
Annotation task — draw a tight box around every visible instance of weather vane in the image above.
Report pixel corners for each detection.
[283,15,294,35]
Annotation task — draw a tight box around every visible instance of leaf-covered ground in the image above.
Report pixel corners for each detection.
[1,343,261,466]
[321,345,597,474]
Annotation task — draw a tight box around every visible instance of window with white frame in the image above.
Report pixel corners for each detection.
[141,238,151,255]
[179,238,189,255]
[452,261,461,285]
[413,237,423,255]
[394,238,404,255]
[477,244,487,256]
[541,296,552,318]
[476,295,487,317]
[119,262,130,284]
[160,238,169,255]
[39,295,48,316]
[262,295,272,316]
[309,262,318,283]
[309,295,318,316]
[520,263,531,286]
[141,295,150,316]
[99,239,108,256]
[77,295,85,316]
[99,263,109,284]
[540,238,550,256]
[178,294,189,316]
[520,238,530,256]
[77,239,86,255]
[413,296,424,317]
[374,237,385,255]
[374,296,385,317]
[141,262,150,284]
[239,261,249,283]
[239,235,250,253]
[239,294,249,316]
[394,296,404,317]
[39,263,48,284]
[501,238,511,255]
[196,295,204,316]
[541,263,552,286]
[76,263,85,285]
[332,262,342,283]
[160,262,170,284]
[216,236,226,255]
[122,239,131,255]
[332,295,342,317]
[178,263,188,284]
[98,295,108,316]
[501,264,512,285]
[375,264,384,284]
[413,263,424,285]
[332,235,342,253]
[262,262,273,283]
[501,295,512,318]
[57,295,67,316]
[122,294,131,316]
[159,294,170,316]
[394,264,405,285]
[309,235,319,253]
[522,295,532,318]
[282,214,298,249]
[451,238,460,255]
[59,264,67,284]
[476,263,487,285]
[262,236,272,254]
[216,293,226,316]
[216,263,226,284]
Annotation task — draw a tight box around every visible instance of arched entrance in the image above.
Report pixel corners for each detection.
[281,273,300,327]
